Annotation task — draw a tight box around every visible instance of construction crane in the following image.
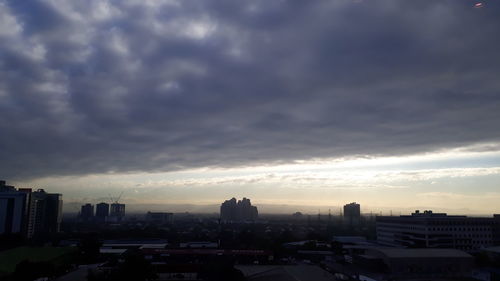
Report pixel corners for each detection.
[108,191,124,204]
[108,191,125,222]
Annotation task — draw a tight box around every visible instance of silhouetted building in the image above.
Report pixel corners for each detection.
[0,180,16,192]
[0,181,30,235]
[377,210,500,251]
[109,203,125,222]
[344,202,360,224]
[292,212,304,220]
[80,203,94,222]
[146,212,173,224]
[95,202,109,222]
[220,197,258,222]
[28,189,63,237]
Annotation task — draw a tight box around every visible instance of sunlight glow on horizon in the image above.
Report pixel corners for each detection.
[12,142,500,214]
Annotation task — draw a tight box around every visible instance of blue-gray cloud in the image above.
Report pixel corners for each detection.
[1,0,500,179]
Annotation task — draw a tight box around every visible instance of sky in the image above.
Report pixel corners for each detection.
[1,0,500,214]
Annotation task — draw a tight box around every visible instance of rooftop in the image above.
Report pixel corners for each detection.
[483,246,500,254]
[236,265,335,281]
[333,236,367,244]
[369,248,473,259]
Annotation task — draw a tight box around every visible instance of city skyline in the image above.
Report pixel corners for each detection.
[9,146,500,215]
[2,1,500,213]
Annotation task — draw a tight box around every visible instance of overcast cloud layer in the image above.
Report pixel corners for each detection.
[1,0,500,179]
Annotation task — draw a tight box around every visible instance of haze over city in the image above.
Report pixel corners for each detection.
[2,0,500,214]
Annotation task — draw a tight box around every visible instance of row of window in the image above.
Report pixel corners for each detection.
[454,240,491,245]
[453,233,492,238]
[377,225,493,233]
[430,227,491,232]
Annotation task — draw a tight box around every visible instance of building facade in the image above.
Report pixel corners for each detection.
[96,202,110,222]
[344,202,361,224]
[377,210,500,251]
[80,203,94,222]
[28,189,63,237]
[109,203,125,222]
[0,181,30,235]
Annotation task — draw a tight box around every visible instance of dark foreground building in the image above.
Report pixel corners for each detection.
[29,189,63,237]
[0,181,30,234]
[0,181,62,237]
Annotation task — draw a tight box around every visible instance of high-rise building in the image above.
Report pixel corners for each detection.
[80,203,94,222]
[109,203,125,222]
[95,202,109,222]
[344,202,361,224]
[377,210,500,252]
[0,181,62,238]
[28,189,63,237]
[220,197,258,222]
[0,181,30,235]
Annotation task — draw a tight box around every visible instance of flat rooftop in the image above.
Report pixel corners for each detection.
[236,265,335,281]
[370,248,473,259]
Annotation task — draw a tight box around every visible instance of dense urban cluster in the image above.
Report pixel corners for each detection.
[1,180,500,281]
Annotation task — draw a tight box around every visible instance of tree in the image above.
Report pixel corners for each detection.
[11,260,55,281]
[79,235,102,263]
[198,258,245,281]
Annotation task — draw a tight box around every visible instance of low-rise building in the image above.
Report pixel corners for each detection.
[376,210,500,251]
[146,212,173,224]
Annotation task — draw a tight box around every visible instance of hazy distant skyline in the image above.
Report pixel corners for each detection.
[2,0,500,213]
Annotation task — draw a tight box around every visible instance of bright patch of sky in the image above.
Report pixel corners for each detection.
[16,142,500,214]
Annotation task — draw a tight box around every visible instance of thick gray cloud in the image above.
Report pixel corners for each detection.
[1,0,500,179]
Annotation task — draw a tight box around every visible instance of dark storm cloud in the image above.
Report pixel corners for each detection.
[1,0,500,179]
